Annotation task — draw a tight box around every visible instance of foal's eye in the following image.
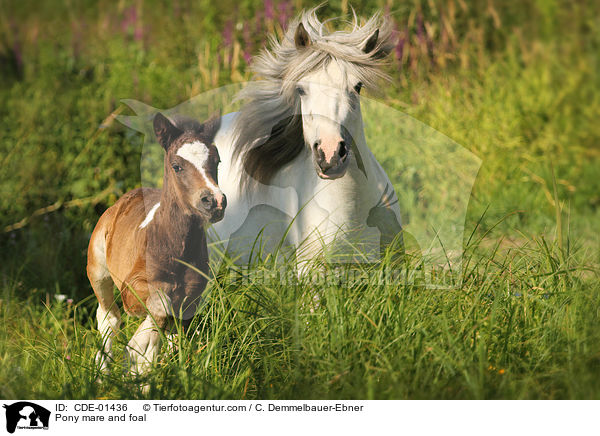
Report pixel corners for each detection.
[354,82,363,94]
[296,86,306,96]
[172,164,182,173]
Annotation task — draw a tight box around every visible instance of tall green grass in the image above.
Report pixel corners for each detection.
[1,229,598,399]
[0,0,599,399]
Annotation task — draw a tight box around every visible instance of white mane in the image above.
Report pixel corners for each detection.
[231,7,396,188]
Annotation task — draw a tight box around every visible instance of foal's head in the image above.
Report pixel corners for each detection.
[153,113,226,223]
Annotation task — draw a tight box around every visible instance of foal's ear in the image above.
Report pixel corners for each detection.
[203,110,222,140]
[153,113,183,150]
[363,29,379,54]
[294,22,311,49]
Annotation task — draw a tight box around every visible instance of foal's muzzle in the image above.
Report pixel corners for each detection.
[198,190,227,223]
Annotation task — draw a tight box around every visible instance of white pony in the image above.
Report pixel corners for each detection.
[209,9,403,267]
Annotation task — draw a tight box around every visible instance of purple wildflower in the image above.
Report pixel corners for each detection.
[134,22,144,43]
[222,19,234,48]
[121,5,138,40]
[264,0,274,21]
[221,19,235,65]
[8,20,23,75]
[255,9,262,35]
[243,22,253,64]
[396,30,406,68]
[416,13,424,43]
[278,0,291,29]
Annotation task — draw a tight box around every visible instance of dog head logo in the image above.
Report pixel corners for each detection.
[3,402,50,433]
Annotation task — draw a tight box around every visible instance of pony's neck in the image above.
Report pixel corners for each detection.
[345,110,372,180]
[351,110,369,152]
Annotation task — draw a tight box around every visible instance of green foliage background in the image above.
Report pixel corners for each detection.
[0,0,599,399]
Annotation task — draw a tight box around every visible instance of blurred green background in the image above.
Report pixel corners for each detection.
[1,0,599,399]
[1,0,598,298]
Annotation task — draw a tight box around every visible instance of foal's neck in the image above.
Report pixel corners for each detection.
[149,180,207,260]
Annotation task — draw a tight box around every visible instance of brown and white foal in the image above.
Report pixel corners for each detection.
[87,113,225,375]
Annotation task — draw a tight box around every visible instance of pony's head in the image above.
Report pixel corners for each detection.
[234,8,395,185]
[290,16,393,179]
[153,113,226,223]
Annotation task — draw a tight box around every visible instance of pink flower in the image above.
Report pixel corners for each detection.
[264,0,274,21]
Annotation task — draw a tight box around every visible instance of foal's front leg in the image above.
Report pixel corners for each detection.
[126,313,167,376]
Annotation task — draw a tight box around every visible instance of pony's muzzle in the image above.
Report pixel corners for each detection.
[313,139,350,179]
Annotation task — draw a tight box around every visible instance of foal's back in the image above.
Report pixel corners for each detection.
[87,187,160,314]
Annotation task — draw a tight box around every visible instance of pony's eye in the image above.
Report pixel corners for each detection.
[172,164,182,173]
[354,82,363,94]
[296,86,306,96]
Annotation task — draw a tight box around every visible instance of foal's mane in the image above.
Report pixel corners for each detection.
[231,7,395,189]
[170,114,221,144]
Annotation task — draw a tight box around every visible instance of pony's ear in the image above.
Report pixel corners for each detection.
[294,22,311,49]
[153,113,183,151]
[363,29,379,54]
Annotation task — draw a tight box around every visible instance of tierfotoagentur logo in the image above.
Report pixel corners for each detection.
[2,402,50,434]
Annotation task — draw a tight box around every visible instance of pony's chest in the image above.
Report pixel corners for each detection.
[308,174,371,221]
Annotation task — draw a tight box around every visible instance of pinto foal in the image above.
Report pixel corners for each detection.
[87,113,226,375]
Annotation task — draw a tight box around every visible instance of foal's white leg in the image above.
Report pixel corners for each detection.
[88,221,122,375]
[95,302,121,373]
[166,333,178,355]
[126,314,164,376]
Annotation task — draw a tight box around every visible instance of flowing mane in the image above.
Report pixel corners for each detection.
[231,7,396,189]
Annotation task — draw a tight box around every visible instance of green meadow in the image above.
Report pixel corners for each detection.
[1,0,599,399]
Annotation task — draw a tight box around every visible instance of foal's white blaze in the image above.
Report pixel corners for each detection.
[176,141,220,193]
[139,202,160,229]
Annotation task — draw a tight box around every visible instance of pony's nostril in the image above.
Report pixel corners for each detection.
[339,141,347,158]
[201,194,214,208]
[313,140,321,149]
[221,194,227,209]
